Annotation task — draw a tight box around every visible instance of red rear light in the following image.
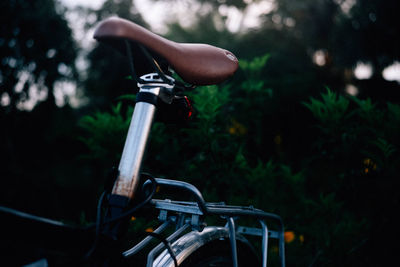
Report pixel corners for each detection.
[156,95,193,124]
[184,96,193,119]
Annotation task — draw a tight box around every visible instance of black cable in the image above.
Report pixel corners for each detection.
[147,232,178,267]
[100,174,157,226]
[95,191,107,234]
[85,174,157,231]
[84,174,157,260]
[84,190,107,259]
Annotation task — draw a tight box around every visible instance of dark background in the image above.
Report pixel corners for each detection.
[1,0,399,265]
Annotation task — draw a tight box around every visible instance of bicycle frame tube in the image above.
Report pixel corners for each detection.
[112,86,160,199]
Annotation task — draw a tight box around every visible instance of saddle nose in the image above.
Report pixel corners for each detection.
[93,17,238,86]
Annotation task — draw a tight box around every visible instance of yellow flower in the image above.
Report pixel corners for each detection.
[363,158,371,165]
[362,158,377,174]
[145,227,154,233]
[284,231,295,243]
[299,235,305,243]
[130,216,136,221]
[228,119,247,136]
[228,127,236,135]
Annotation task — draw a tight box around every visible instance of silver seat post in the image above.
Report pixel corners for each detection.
[111,72,175,201]
[101,73,174,240]
[112,86,160,199]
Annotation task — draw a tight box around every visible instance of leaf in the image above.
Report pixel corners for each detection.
[370,138,397,159]
[239,53,270,74]
[303,87,349,124]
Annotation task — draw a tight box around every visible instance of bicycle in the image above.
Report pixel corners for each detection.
[0,17,285,267]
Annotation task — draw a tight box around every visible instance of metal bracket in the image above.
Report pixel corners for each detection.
[137,73,176,104]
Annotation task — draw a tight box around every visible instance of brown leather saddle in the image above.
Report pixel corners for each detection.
[93,17,238,86]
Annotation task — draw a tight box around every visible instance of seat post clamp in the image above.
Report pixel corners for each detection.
[137,73,176,104]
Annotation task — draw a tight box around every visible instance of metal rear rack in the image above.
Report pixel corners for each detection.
[123,178,285,267]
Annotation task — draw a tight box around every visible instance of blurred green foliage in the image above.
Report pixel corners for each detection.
[79,55,400,265]
[78,103,132,164]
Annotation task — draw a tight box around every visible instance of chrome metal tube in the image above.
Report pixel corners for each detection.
[123,220,171,258]
[146,223,190,267]
[112,87,160,199]
[153,227,231,267]
[260,220,269,267]
[279,226,286,267]
[150,178,208,214]
[227,217,238,267]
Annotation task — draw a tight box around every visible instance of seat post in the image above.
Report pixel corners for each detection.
[102,84,161,241]
[113,85,160,200]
